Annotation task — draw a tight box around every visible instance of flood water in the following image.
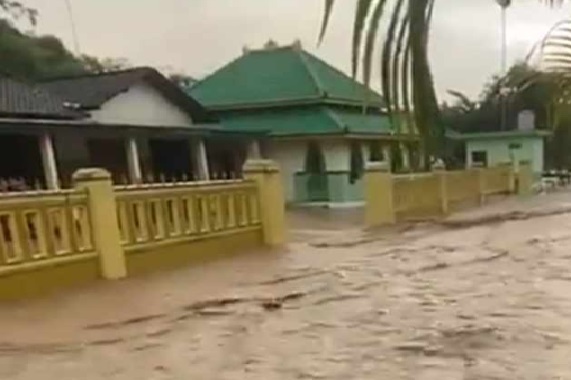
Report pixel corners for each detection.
[2,199,571,379]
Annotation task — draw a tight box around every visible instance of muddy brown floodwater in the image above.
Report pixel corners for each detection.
[3,194,571,379]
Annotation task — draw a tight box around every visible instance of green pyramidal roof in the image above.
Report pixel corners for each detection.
[190,45,384,110]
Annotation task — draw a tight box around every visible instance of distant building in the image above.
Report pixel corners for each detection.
[449,110,549,176]
[0,68,260,189]
[190,42,418,205]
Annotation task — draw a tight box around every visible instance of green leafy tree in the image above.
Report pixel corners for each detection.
[0,3,128,79]
[320,0,567,162]
[79,55,130,73]
[0,20,86,79]
[443,59,571,169]
[443,63,553,133]
[0,0,37,25]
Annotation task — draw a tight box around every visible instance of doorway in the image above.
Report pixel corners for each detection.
[0,133,43,189]
[305,141,328,202]
[86,138,128,183]
[206,139,246,179]
[149,139,192,181]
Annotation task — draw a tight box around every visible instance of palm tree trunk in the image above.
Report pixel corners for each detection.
[409,0,442,164]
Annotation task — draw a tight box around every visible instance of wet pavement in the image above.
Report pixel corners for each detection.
[2,192,571,379]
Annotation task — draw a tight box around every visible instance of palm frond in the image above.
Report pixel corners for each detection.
[381,0,407,132]
[319,0,570,159]
[362,0,388,90]
[352,0,375,77]
[318,0,336,44]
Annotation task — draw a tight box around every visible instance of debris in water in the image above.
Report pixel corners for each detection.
[261,300,283,311]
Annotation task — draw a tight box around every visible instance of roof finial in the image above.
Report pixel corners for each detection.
[264,39,279,50]
[292,39,302,50]
[242,45,250,55]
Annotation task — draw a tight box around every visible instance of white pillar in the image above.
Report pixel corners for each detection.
[126,137,142,184]
[194,139,210,181]
[418,144,426,169]
[400,142,410,170]
[248,139,262,159]
[382,144,392,167]
[39,133,59,190]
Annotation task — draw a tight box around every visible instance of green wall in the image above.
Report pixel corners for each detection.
[466,136,544,174]
[294,172,364,204]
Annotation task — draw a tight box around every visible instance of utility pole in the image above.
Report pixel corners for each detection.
[497,0,511,131]
[64,0,81,56]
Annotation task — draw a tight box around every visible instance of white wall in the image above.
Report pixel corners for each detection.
[531,138,544,174]
[266,138,354,202]
[90,82,194,127]
[321,139,351,171]
[266,140,306,202]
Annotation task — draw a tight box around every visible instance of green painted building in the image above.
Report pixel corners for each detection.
[190,42,417,205]
[452,130,550,176]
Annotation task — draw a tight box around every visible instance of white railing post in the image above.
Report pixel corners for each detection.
[39,133,59,190]
[126,137,142,184]
[194,139,210,181]
[382,144,392,169]
[400,142,410,171]
[247,139,262,159]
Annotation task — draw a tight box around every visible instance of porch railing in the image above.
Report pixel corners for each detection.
[0,160,285,300]
[114,180,261,249]
[0,189,96,274]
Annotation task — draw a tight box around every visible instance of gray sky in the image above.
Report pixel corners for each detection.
[21,0,571,100]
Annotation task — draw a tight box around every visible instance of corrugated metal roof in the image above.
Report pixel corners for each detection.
[190,45,384,110]
[0,76,81,119]
[43,67,217,123]
[217,106,392,137]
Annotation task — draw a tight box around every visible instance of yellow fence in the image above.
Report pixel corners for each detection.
[393,174,441,219]
[481,165,512,195]
[115,181,261,249]
[0,190,95,273]
[445,169,481,208]
[365,162,530,227]
[0,160,285,301]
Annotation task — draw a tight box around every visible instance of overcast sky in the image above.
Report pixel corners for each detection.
[20,0,571,100]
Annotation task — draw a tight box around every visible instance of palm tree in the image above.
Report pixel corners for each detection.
[527,18,571,128]
[320,0,566,162]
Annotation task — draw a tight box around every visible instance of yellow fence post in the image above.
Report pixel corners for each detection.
[472,164,486,205]
[517,162,533,196]
[505,160,517,194]
[73,168,127,280]
[364,162,395,227]
[243,159,286,246]
[433,163,449,216]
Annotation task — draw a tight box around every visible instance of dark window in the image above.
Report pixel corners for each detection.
[304,141,326,174]
[471,151,488,167]
[349,141,364,184]
[509,142,522,150]
[369,142,383,162]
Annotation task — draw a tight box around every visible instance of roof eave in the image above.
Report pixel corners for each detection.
[202,96,385,112]
[0,111,83,121]
[272,131,418,140]
[452,130,552,140]
[0,118,265,136]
